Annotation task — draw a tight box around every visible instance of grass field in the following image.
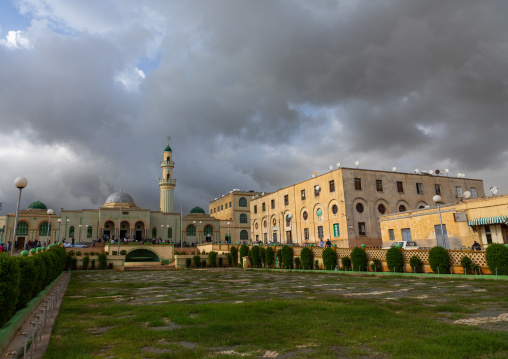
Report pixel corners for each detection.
[44,269,508,358]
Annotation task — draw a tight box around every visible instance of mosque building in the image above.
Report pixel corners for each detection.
[2,142,223,247]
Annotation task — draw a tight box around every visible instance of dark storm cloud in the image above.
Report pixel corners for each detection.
[1,0,507,216]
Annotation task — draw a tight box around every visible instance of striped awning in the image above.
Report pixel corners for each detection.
[468,216,508,227]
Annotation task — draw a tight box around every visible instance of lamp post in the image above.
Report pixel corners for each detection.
[199,221,202,244]
[12,177,28,255]
[433,195,448,249]
[47,209,54,244]
[227,221,230,244]
[161,224,165,241]
[193,221,197,245]
[287,213,293,244]
[79,225,82,243]
[167,225,170,243]
[85,225,89,242]
[65,218,70,241]
[57,218,62,242]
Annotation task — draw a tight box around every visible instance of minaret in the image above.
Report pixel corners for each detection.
[159,137,176,213]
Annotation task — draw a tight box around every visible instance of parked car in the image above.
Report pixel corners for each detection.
[383,241,419,250]
[64,242,88,248]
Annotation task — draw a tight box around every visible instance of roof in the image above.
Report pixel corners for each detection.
[164,145,172,152]
[28,201,47,210]
[468,216,508,226]
[190,206,205,214]
[105,191,135,204]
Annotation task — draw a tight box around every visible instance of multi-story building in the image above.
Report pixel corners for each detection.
[250,167,484,247]
[209,189,263,243]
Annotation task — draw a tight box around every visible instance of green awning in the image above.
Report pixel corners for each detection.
[468,216,508,226]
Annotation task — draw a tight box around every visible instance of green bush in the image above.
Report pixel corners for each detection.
[68,250,75,256]
[351,247,368,271]
[300,247,314,270]
[230,246,239,266]
[208,251,218,267]
[112,251,118,255]
[428,246,451,274]
[250,246,261,267]
[281,245,294,269]
[186,258,192,268]
[322,248,337,270]
[370,259,382,272]
[91,259,96,270]
[98,253,107,270]
[461,256,472,274]
[485,243,508,275]
[0,254,21,327]
[226,253,232,266]
[219,257,223,267]
[120,250,127,255]
[29,256,43,296]
[294,257,301,269]
[76,251,81,256]
[239,245,249,261]
[40,254,52,287]
[341,256,351,270]
[259,247,266,267]
[193,255,201,268]
[265,247,275,268]
[276,249,283,268]
[108,262,113,269]
[65,254,73,270]
[314,260,319,270]
[82,256,90,270]
[71,257,77,270]
[409,255,423,273]
[15,257,35,311]
[201,260,206,268]
[386,247,404,272]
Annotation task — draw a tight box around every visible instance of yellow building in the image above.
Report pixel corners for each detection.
[250,167,484,247]
[209,190,263,243]
[379,193,508,249]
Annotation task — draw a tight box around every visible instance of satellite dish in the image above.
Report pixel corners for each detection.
[315,185,320,191]
[444,169,449,173]
[336,162,341,168]
[421,170,428,174]
[329,165,333,170]
[392,167,397,172]
[429,170,434,175]
[462,174,466,178]
[463,191,471,199]
[312,174,316,178]
[435,169,440,175]
[354,161,359,168]
[490,186,499,195]
[414,169,419,173]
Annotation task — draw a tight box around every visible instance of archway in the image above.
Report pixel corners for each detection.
[120,220,130,239]
[125,249,160,262]
[134,221,145,240]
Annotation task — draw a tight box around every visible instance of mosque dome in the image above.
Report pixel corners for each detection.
[28,201,47,210]
[190,206,205,214]
[105,191,135,204]
[164,145,172,152]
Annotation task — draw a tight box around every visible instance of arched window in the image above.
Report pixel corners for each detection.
[16,222,29,235]
[69,226,75,237]
[39,222,51,235]
[399,205,407,212]
[87,226,93,238]
[332,204,338,215]
[187,225,196,236]
[204,225,213,236]
[356,203,364,213]
[168,227,173,239]
[240,213,248,223]
[166,156,170,162]
[378,204,386,214]
[302,211,308,220]
[240,230,248,240]
[152,227,157,238]
[239,197,247,207]
[166,173,170,180]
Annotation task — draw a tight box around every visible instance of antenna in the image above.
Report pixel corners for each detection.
[414,169,419,174]
[392,167,397,172]
[336,162,341,168]
[490,186,499,195]
[354,161,359,168]
[329,165,333,171]
[463,191,471,199]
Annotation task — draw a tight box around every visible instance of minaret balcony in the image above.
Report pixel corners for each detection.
[160,161,175,167]
[158,178,177,186]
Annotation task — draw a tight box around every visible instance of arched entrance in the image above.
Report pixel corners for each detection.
[103,220,115,240]
[120,220,130,239]
[134,221,145,241]
[125,249,160,262]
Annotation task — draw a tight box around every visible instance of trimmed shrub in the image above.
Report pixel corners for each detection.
[91,259,96,270]
[0,254,21,327]
[108,262,113,269]
[314,260,319,270]
[322,248,337,270]
[40,254,51,287]
[428,246,451,274]
[341,256,351,271]
[230,246,239,266]
[250,246,261,267]
[193,255,201,268]
[386,247,404,272]
[281,245,294,269]
[71,257,78,270]
[98,253,107,270]
[409,255,423,273]
[201,260,206,268]
[276,249,283,268]
[120,250,127,255]
[300,247,314,270]
[226,253,232,266]
[485,243,508,275]
[15,256,35,310]
[351,247,368,271]
[219,257,223,267]
[370,259,382,272]
[29,256,43,296]
[65,254,73,270]
[265,247,275,268]
[112,251,117,255]
[186,258,192,268]
[239,245,249,262]
[208,251,218,267]
[461,256,472,274]
[76,251,82,256]
[294,257,301,269]
[68,250,75,256]
[259,247,266,267]
[82,256,90,270]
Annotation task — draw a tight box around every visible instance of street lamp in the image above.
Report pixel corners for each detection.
[57,218,62,242]
[287,213,293,244]
[85,225,89,242]
[167,225,170,243]
[433,195,448,249]
[47,209,54,244]
[193,221,197,245]
[161,224,165,241]
[65,218,70,241]
[199,221,202,244]
[227,221,230,244]
[79,225,82,242]
[12,177,28,255]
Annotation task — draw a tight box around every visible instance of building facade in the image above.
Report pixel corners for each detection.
[250,167,484,247]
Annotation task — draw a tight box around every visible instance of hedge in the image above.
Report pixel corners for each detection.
[265,247,275,268]
[193,255,201,268]
[281,246,294,269]
[230,246,239,266]
[300,247,314,270]
[351,247,368,271]
[250,246,261,267]
[258,247,266,267]
[386,247,404,272]
[208,251,218,267]
[239,245,249,262]
[428,246,451,274]
[322,248,337,270]
[485,244,508,275]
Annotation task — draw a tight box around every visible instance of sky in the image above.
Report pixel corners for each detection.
[0,0,507,216]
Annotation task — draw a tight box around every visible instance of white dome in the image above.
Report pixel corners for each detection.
[105,191,135,204]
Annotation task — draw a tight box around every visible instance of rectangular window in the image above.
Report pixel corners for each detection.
[456,186,462,197]
[264,233,267,242]
[434,224,448,246]
[484,225,492,244]
[401,228,412,241]
[284,195,289,205]
[416,183,423,194]
[397,181,404,193]
[229,201,232,208]
[87,227,93,238]
[304,228,309,240]
[333,223,340,237]
[314,185,320,196]
[168,227,173,239]
[435,184,441,195]
[301,189,306,200]
[225,203,228,209]
[271,199,275,209]
[358,222,366,235]
[262,202,266,211]
[254,205,257,214]
[317,226,324,239]
[221,205,224,210]
[329,180,335,192]
[354,178,362,190]
[376,180,383,191]
[471,188,477,198]
[389,229,395,241]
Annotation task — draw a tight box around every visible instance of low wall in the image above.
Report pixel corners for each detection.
[174,254,230,269]
[72,254,124,271]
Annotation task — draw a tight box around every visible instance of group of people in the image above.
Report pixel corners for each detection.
[318,239,333,247]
